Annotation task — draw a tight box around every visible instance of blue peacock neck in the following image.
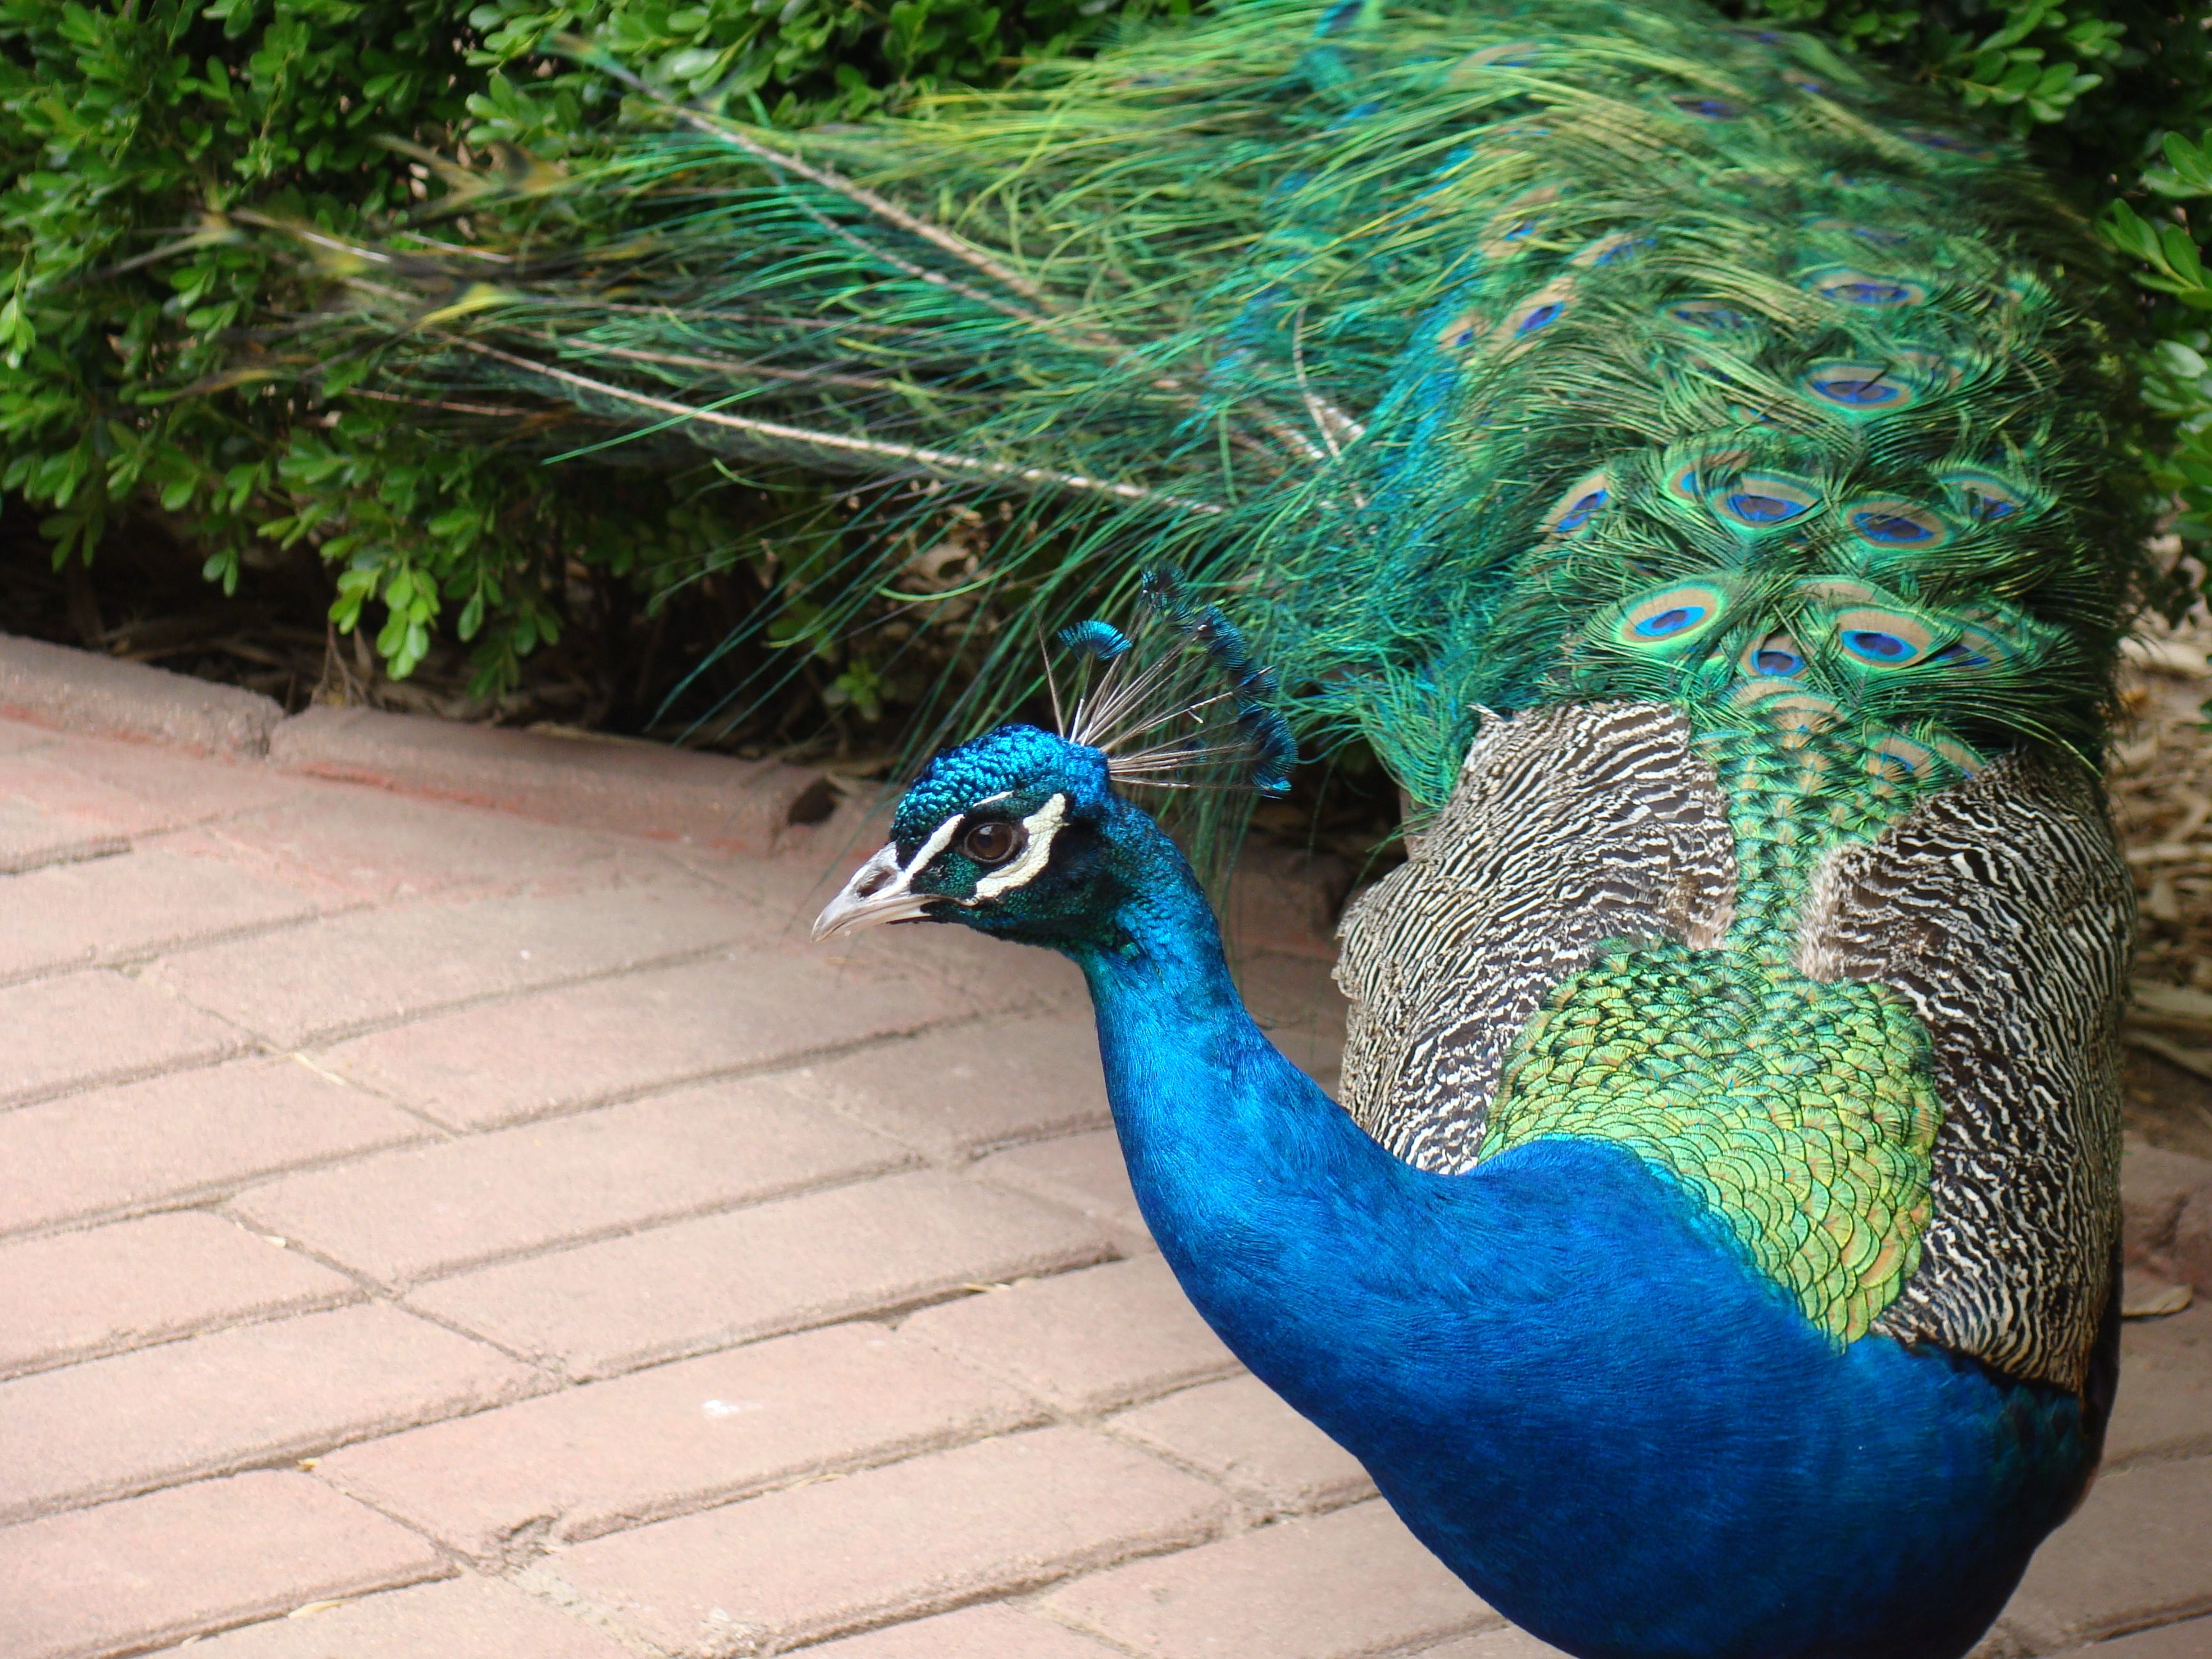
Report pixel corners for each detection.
[1052,799,1514,1450]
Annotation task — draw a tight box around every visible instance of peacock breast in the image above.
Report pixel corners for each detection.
[1484,939,1940,1345]
[1334,698,2131,1393]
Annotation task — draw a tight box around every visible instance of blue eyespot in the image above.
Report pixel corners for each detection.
[1454,328,1475,346]
[1754,646,1805,675]
[1554,488,1608,532]
[1674,97,1740,120]
[1845,629,1913,661]
[1813,375,1902,406]
[1851,509,1936,543]
[1633,605,1706,638]
[1726,492,1803,524]
[1928,642,1992,668]
[1965,491,2016,520]
[1580,235,1653,268]
[1516,301,1564,335]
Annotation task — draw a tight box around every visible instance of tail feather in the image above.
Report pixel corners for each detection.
[269,0,2145,796]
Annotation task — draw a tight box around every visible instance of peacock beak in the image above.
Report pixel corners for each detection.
[812,842,941,941]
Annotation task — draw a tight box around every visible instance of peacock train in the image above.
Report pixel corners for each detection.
[311,3,2148,1653]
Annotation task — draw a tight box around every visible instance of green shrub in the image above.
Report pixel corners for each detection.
[0,0,1167,702]
[0,0,2205,717]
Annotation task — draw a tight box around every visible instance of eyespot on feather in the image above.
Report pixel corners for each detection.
[1895,350,1962,390]
[1804,267,1927,308]
[1925,621,2012,671]
[1614,581,1733,651]
[1479,187,1560,257]
[1846,500,1950,549]
[1864,734,1940,783]
[1546,470,1612,536]
[1672,95,1742,120]
[1939,469,2032,522]
[1740,632,1807,678]
[1733,682,1842,736]
[1437,310,1483,350]
[1832,607,1938,668]
[1573,232,1653,269]
[1932,736,1985,776]
[1495,279,1576,347]
[1803,362,1915,413]
[1715,472,1820,530]
[1665,449,1748,506]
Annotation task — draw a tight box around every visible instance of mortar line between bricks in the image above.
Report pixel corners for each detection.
[61,1568,463,1659]
[288,997,1051,1144]
[0,1039,252,1116]
[2078,1599,2212,1651]
[991,1500,1500,1659]
[0,1105,439,1246]
[0,1277,370,1385]
[0,1035,276,1123]
[0,1000,1045,1244]
[1086,1407,1377,1530]
[504,1559,682,1659]
[1011,1591,1167,1659]
[680,1505,1240,1658]
[0,835,131,878]
[218,1155,928,1299]
[0,792,326,891]
[140,936,757,1054]
[279,1046,465,1142]
[0,897,382,993]
[316,1397,1070,1571]
[0,1375,575,1530]
[395,1239,1129,1395]
[195,1234,577,1382]
[146,921,1023,1057]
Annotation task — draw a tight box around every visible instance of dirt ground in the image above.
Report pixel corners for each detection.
[2111,611,2212,1162]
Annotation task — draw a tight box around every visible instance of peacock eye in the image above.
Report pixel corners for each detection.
[962,819,1025,866]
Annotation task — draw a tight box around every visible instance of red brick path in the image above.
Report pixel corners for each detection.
[0,714,2207,1659]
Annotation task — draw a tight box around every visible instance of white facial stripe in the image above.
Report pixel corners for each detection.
[901,812,966,884]
[972,793,1068,899]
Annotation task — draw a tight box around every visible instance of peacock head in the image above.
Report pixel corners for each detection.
[812,722,1125,946]
[813,575,1295,950]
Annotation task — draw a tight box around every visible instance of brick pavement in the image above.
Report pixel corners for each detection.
[1,709,2209,1659]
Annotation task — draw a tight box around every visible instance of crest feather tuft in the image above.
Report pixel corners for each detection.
[1055,570,1297,796]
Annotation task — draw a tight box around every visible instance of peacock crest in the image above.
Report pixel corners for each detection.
[1052,572,1298,797]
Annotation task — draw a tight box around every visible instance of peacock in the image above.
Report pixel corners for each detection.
[296,2,2147,1653]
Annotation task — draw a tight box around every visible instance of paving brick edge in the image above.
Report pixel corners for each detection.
[0,632,842,856]
[0,633,282,758]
